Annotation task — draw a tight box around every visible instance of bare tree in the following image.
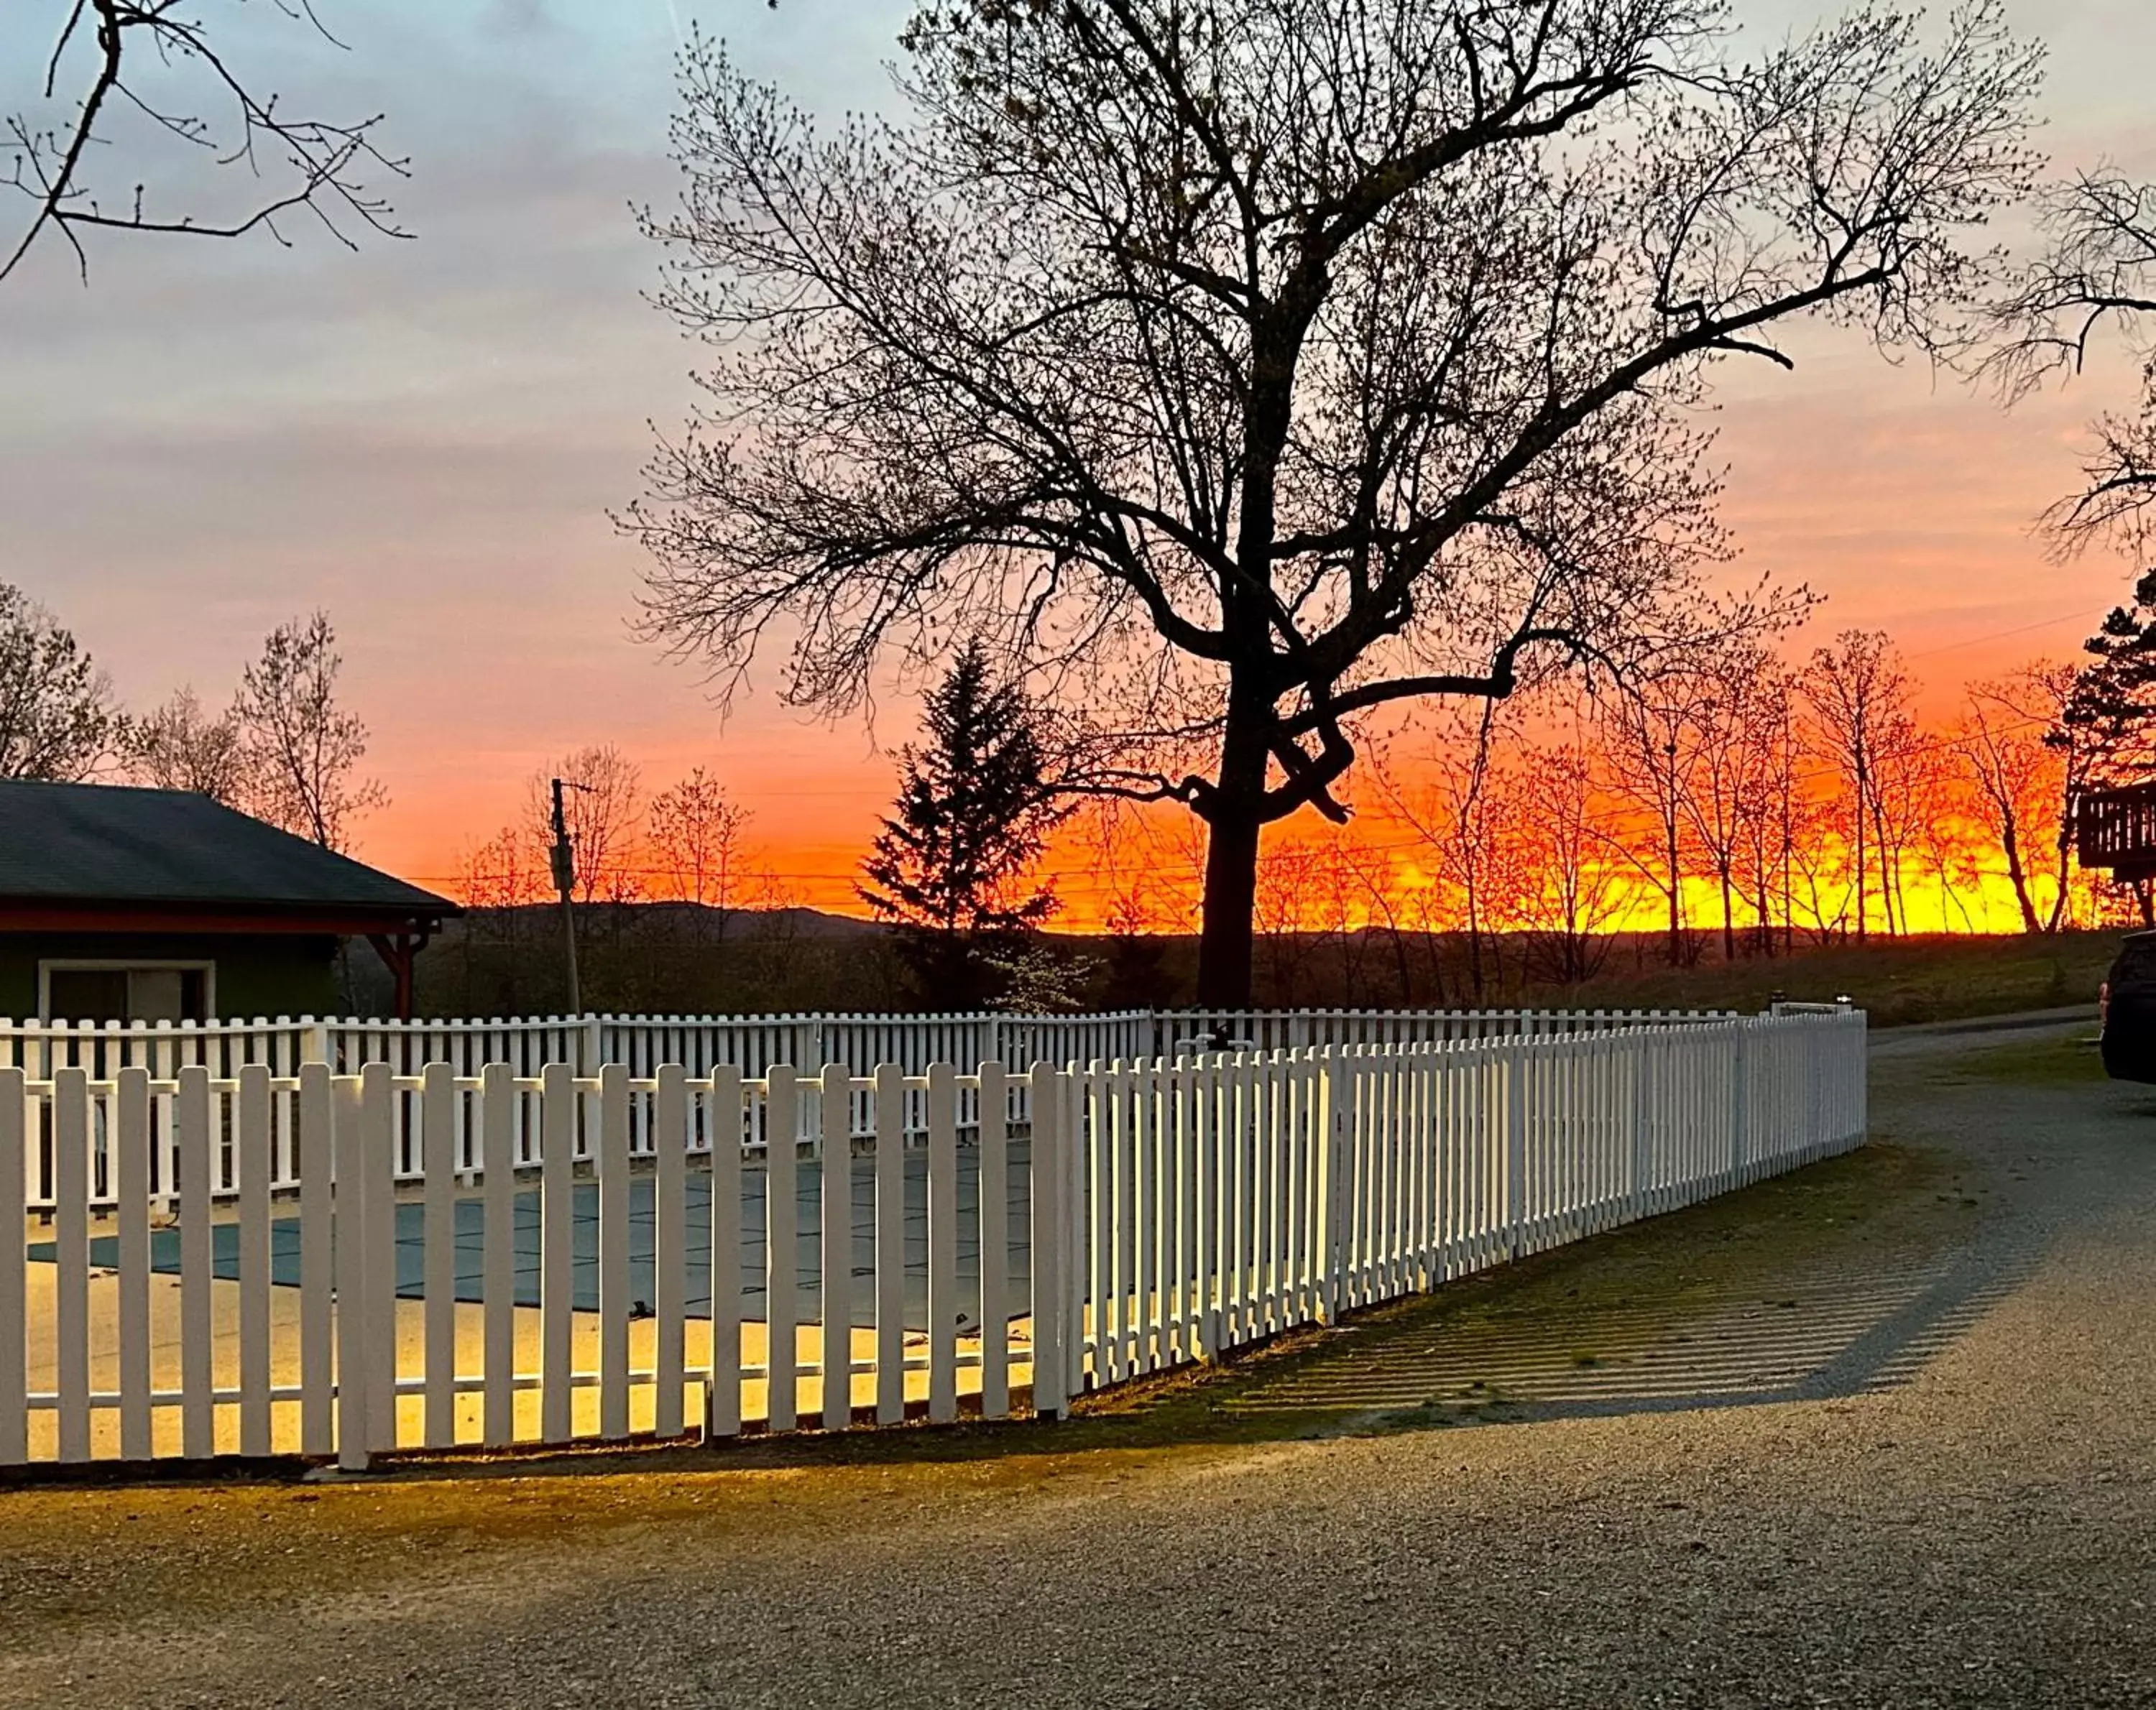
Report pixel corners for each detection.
[1862,688,1934,936]
[1381,710,1529,1002]
[1516,721,1622,986]
[1956,662,2078,933]
[459,824,545,910]
[233,611,385,851]
[1674,643,1785,961]
[648,764,751,916]
[1599,673,1703,966]
[1253,841,1330,1007]
[0,582,116,779]
[528,744,642,905]
[1802,630,1915,943]
[1736,661,1807,956]
[1994,173,2156,552]
[4,1,407,285]
[624,1,2040,1004]
[120,685,244,802]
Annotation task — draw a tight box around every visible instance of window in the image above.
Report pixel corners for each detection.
[41,962,213,1022]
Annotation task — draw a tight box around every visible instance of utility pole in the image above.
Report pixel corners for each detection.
[548,777,587,1014]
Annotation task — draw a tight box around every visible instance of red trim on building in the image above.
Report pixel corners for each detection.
[0,902,453,1019]
[0,904,443,937]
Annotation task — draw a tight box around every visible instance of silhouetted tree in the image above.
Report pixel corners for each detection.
[0,583,113,779]
[525,744,642,905]
[627,1,2040,1005]
[121,685,244,803]
[858,642,1070,1009]
[234,612,386,851]
[1996,173,2156,554]
[1802,631,1916,943]
[2064,570,2156,787]
[648,765,750,911]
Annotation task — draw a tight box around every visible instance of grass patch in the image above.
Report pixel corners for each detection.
[1935,1030,2106,1088]
[1551,932,2119,1028]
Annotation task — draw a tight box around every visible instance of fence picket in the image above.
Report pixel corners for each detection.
[422,1063,458,1450]
[926,1061,958,1425]
[1027,1061,1064,1420]
[331,1075,369,1470]
[480,1063,517,1447]
[708,1065,744,1439]
[115,1068,152,1459]
[238,1065,274,1458]
[872,1062,904,1426]
[48,1069,91,1461]
[299,1063,334,1457]
[539,1062,575,1445]
[175,1066,214,1459]
[361,1063,399,1455]
[979,1062,1008,1419]
[819,1063,853,1431]
[654,1063,687,1441]
[766,1066,798,1432]
[599,1064,632,1441]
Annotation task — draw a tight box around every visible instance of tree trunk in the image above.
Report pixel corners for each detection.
[2000,818,2042,935]
[2045,828,2071,934]
[1194,711,1271,1008]
[1664,815,1682,966]
[1853,758,1869,945]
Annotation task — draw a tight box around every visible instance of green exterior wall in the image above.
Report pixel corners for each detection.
[0,933,342,1020]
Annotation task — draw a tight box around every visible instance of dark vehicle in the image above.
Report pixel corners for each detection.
[2101,931,2156,1081]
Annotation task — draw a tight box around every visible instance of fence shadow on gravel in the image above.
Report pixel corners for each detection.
[342,1234,2034,1483]
[1214,1235,2048,1433]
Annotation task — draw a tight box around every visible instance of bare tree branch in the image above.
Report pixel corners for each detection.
[3,0,409,285]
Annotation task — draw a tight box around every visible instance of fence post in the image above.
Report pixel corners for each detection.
[1851,1011,1868,1146]
[1729,1022,1750,1186]
[1314,1050,1345,1326]
[332,1073,372,1471]
[360,1063,400,1456]
[1628,1031,1650,1221]
[819,1061,854,1433]
[1029,1060,1067,1422]
[1505,1044,1527,1260]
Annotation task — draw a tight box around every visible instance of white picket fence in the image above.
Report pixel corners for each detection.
[0,1004,1737,1082]
[1,1009,1864,1469]
[1055,1010,1866,1388]
[0,1005,1734,1187]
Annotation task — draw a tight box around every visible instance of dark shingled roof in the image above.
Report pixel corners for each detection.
[0,781,456,917]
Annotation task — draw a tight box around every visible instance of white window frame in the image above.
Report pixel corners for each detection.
[37,959,218,1023]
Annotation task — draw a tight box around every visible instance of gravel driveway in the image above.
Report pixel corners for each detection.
[3,1013,2151,1709]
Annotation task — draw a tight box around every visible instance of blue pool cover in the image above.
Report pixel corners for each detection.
[29,1149,1035,1334]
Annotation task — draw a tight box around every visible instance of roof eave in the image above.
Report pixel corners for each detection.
[0,900,461,936]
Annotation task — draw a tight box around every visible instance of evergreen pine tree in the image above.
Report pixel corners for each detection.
[2062,569,2156,922]
[2064,568,2156,785]
[858,642,1069,1009]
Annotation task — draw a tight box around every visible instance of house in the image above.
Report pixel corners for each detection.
[0,780,458,1021]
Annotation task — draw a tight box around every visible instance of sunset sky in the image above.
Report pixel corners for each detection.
[5,0,2156,921]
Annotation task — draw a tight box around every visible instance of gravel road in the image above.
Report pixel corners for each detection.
[3,1013,2152,1709]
